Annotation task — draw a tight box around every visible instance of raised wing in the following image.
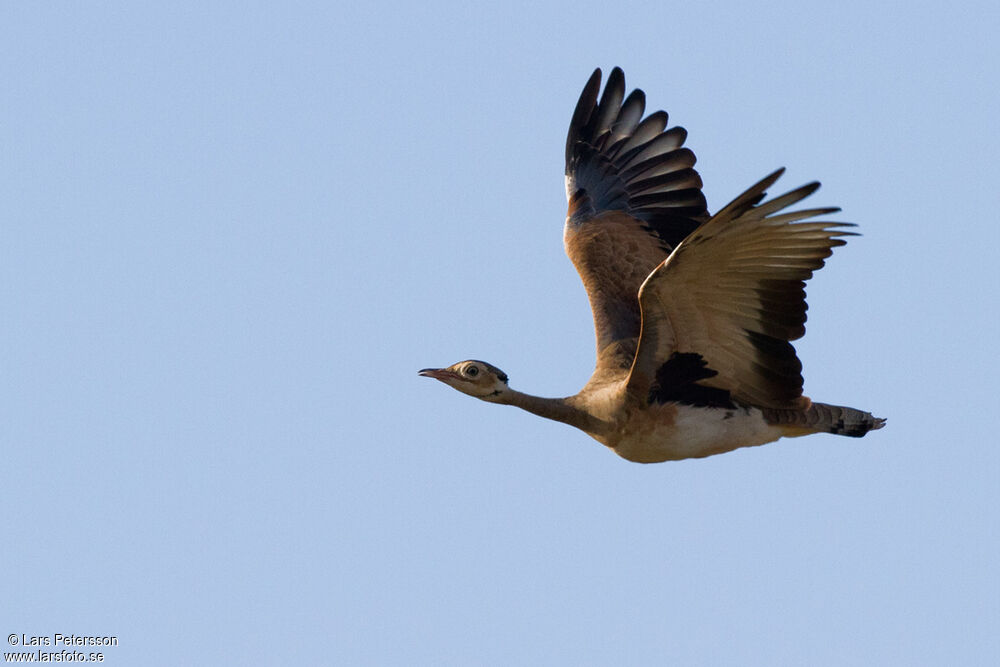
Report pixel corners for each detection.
[624,169,856,409]
[564,68,709,364]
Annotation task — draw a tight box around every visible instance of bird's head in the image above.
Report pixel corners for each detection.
[418,360,510,402]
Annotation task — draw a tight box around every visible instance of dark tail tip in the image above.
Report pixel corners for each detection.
[830,414,886,438]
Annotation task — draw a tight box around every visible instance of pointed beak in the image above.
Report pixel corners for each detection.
[418,368,456,381]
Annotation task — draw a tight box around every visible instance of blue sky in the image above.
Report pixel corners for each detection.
[2,1,998,665]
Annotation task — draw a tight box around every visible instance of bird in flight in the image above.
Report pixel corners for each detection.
[420,67,884,463]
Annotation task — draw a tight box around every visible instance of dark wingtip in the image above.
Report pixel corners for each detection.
[606,66,624,89]
[745,168,786,199]
[567,68,604,164]
[762,167,786,189]
[564,66,710,247]
[800,181,821,197]
[714,167,787,220]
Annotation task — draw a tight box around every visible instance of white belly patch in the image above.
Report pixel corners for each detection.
[609,404,784,463]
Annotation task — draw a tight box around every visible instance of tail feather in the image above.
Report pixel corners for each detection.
[764,402,886,438]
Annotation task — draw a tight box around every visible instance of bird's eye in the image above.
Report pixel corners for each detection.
[466,366,479,377]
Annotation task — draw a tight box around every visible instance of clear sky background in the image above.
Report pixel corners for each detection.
[2,1,998,665]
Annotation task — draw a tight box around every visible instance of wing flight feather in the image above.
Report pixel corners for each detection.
[625,170,856,409]
[564,68,709,363]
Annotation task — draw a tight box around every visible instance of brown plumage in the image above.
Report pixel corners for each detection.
[420,67,884,463]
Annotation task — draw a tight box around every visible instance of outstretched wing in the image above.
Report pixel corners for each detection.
[564,68,709,366]
[624,169,856,409]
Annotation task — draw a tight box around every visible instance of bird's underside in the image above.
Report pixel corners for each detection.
[420,67,884,463]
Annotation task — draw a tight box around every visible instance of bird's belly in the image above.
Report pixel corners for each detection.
[608,403,784,463]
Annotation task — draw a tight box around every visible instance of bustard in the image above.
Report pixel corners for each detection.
[420,67,884,463]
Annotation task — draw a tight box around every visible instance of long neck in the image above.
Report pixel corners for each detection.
[499,389,602,434]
